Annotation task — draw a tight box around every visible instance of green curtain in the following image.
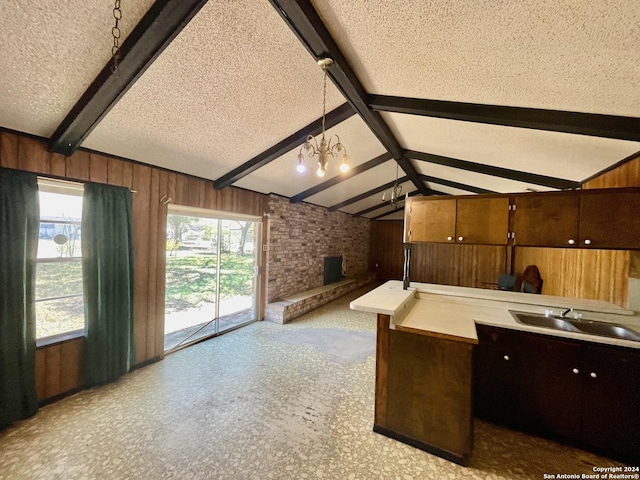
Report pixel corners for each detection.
[0,168,39,427]
[82,182,134,385]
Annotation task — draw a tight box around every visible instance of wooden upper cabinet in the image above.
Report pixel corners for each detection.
[456,197,509,245]
[405,188,640,249]
[404,197,456,243]
[579,190,640,249]
[513,193,580,247]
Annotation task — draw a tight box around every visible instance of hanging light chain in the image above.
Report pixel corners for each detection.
[321,62,328,138]
[295,58,350,177]
[111,0,122,77]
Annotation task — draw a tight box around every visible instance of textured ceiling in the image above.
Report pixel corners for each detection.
[313,0,640,116]
[83,0,346,181]
[412,160,557,194]
[0,0,154,136]
[384,112,640,182]
[1,0,639,219]
[338,179,415,215]
[303,157,397,207]
[235,115,386,197]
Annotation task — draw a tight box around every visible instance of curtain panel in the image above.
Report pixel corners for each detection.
[82,183,134,385]
[0,168,39,427]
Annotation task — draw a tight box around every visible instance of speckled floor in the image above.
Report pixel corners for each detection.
[0,285,626,479]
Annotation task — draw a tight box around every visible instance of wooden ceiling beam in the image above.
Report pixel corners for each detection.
[328,177,409,212]
[369,208,405,221]
[407,150,580,190]
[289,151,392,203]
[354,190,424,217]
[49,0,209,156]
[369,95,640,142]
[419,174,495,195]
[268,0,429,196]
[328,178,447,212]
[214,103,355,190]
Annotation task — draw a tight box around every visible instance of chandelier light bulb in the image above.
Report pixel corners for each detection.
[296,154,306,173]
[339,154,350,173]
[294,58,351,177]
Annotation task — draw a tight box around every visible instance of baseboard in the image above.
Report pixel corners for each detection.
[373,424,470,467]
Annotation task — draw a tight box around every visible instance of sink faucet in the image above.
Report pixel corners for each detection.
[561,308,573,318]
[561,308,582,320]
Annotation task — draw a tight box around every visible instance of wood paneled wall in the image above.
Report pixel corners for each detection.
[35,338,84,401]
[410,243,508,288]
[370,221,508,287]
[370,221,404,280]
[514,247,630,307]
[0,130,267,401]
[583,153,640,189]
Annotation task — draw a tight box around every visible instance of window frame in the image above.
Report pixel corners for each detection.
[35,178,85,346]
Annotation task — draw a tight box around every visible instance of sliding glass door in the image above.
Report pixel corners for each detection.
[164,207,260,353]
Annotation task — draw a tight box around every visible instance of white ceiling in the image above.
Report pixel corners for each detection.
[0,0,155,136]
[384,112,640,182]
[313,0,640,116]
[1,0,639,221]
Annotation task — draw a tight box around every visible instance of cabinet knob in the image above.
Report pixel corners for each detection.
[584,239,592,245]
[568,239,575,245]
[503,355,509,361]
[572,368,579,374]
[447,236,453,241]
[458,236,464,242]
[590,372,597,378]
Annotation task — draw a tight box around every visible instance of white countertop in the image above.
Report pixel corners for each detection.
[350,281,640,349]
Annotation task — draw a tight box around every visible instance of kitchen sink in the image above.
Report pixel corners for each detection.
[510,311,581,332]
[509,310,640,342]
[570,320,640,341]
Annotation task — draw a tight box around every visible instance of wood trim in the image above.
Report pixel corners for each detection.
[373,424,469,466]
[369,94,640,142]
[375,314,390,426]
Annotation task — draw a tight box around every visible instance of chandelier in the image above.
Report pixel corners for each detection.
[296,58,350,177]
[382,162,403,209]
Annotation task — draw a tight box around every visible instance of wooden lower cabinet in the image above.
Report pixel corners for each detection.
[474,324,640,464]
[375,314,474,465]
[579,344,640,461]
[474,327,520,425]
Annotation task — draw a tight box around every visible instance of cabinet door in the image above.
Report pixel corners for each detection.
[456,197,509,245]
[581,344,640,463]
[405,198,456,243]
[513,193,580,247]
[516,333,582,438]
[474,325,521,424]
[580,191,640,249]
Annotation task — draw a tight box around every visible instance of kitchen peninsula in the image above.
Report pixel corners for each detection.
[351,281,640,465]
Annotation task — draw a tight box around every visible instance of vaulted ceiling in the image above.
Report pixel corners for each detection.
[1,0,639,220]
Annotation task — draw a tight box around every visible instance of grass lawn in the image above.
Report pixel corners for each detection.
[162,253,254,313]
[35,253,254,338]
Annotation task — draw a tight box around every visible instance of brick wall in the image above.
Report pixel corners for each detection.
[266,194,370,302]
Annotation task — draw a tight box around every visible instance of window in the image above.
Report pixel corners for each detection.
[35,179,84,341]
